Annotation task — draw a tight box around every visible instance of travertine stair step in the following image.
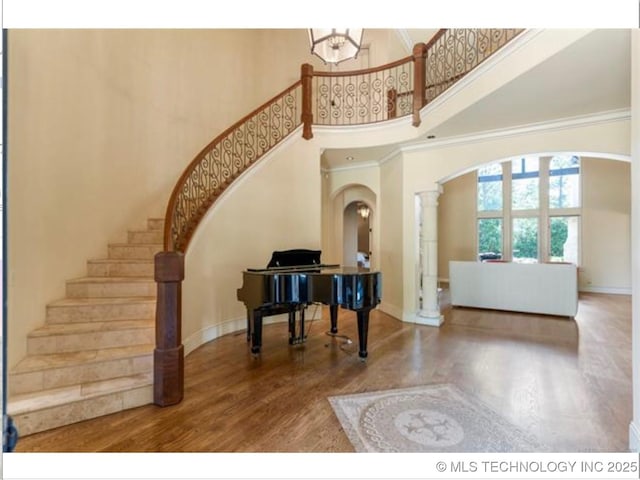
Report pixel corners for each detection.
[87,258,155,278]
[46,297,156,323]
[108,243,163,260]
[27,319,154,354]
[10,344,154,395]
[128,229,163,244]
[8,372,153,436]
[66,276,156,298]
[7,217,164,436]
[147,218,164,231]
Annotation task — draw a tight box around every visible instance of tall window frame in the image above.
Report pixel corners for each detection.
[476,155,582,264]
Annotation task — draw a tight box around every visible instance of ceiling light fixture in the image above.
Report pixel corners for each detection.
[308,29,364,65]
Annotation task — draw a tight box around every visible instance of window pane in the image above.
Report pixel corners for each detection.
[512,157,539,210]
[512,217,538,263]
[550,216,579,264]
[549,155,580,209]
[478,218,502,260]
[477,163,503,211]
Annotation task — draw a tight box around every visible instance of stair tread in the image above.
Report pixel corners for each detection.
[12,344,154,373]
[49,296,156,307]
[8,372,153,414]
[129,228,163,233]
[109,243,163,247]
[68,276,155,284]
[29,319,154,337]
[89,258,154,263]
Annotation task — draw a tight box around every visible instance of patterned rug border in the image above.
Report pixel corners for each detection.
[328,383,547,453]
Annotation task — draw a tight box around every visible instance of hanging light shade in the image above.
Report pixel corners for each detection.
[357,203,370,219]
[308,28,364,65]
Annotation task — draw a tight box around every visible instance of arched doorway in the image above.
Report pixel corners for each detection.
[325,183,377,270]
[343,201,372,268]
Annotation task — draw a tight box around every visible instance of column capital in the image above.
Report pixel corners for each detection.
[418,187,443,206]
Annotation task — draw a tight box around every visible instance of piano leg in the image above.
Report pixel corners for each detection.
[356,308,372,360]
[329,304,338,334]
[250,309,263,355]
[288,308,296,345]
[246,309,252,342]
[300,306,305,341]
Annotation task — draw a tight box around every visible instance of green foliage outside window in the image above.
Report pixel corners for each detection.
[512,217,538,261]
[478,218,502,255]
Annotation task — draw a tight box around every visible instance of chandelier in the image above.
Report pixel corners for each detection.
[308,28,364,65]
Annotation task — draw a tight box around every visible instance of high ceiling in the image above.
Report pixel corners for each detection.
[322,29,631,170]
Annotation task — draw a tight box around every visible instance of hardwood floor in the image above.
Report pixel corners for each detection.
[15,292,632,452]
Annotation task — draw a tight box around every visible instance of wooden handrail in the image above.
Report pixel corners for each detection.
[314,55,413,77]
[164,29,521,252]
[424,29,447,50]
[163,80,302,252]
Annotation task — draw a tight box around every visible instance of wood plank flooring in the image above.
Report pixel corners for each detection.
[15,292,632,452]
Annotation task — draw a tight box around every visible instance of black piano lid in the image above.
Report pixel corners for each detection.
[244,264,376,275]
[267,249,322,268]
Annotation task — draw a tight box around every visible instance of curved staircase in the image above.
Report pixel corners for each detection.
[7,29,525,437]
[7,218,163,436]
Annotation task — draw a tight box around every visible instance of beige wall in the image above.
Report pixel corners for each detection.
[183,136,321,351]
[437,172,477,280]
[379,155,404,317]
[436,156,631,292]
[6,28,329,368]
[581,157,631,292]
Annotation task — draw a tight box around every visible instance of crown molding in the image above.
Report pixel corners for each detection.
[321,160,380,174]
[401,108,631,154]
[323,108,631,173]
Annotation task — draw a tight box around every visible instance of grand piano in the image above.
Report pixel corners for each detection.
[237,249,382,359]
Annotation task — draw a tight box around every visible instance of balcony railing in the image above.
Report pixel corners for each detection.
[163,29,523,252]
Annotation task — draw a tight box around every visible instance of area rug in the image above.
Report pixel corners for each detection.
[328,383,545,452]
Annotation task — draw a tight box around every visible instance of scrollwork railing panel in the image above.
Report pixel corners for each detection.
[313,57,414,125]
[165,82,302,251]
[426,28,524,104]
[163,29,525,252]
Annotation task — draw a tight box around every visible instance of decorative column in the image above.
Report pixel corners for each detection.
[153,251,185,406]
[417,189,444,326]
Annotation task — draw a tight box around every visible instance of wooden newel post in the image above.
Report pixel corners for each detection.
[153,251,185,406]
[301,63,314,140]
[412,42,427,127]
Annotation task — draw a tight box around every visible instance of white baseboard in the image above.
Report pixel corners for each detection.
[379,302,403,321]
[183,316,247,356]
[183,306,323,356]
[629,421,640,452]
[580,286,632,295]
[414,314,445,327]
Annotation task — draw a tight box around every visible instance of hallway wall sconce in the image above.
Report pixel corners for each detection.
[357,203,370,219]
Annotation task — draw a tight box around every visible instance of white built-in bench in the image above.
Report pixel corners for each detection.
[449,260,578,317]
